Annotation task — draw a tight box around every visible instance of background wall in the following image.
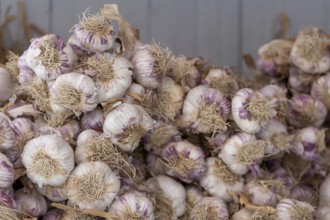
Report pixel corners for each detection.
[1,0,329,74]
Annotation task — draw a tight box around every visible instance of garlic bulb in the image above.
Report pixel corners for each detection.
[289,66,315,93]
[319,174,330,205]
[317,206,330,220]
[287,94,327,128]
[67,33,90,56]
[219,133,266,175]
[66,161,120,210]
[42,209,64,220]
[21,134,74,187]
[80,108,105,131]
[0,113,15,151]
[243,180,277,207]
[83,53,132,102]
[231,208,253,220]
[0,153,14,189]
[200,157,244,202]
[0,67,16,103]
[276,198,315,220]
[103,103,154,151]
[14,187,48,217]
[131,43,173,89]
[290,27,330,73]
[49,72,98,114]
[145,175,186,219]
[161,140,206,183]
[18,51,36,85]
[146,153,166,176]
[232,88,277,133]
[180,85,230,134]
[311,73,330,110]
[0,188,15,209]
[185,185,204,209]
[35,183,68,202]
[291,185,317,206]
[189,197,229,220]
[107,190,154,219]
[70,11,116,53]
[25,34,77,81]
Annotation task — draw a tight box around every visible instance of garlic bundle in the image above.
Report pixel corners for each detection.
[232,88,277,133]
[80,108,105,131]
[243,180,277,207]
[311,73,330,110]
[21,134,74,187]
[189,197,229,220]
[35,183,68,202]
[83,53,132,102]
[107,190,155,219]
[131,43,173,89]
[103,103,154,151]
[0,113,15,151]
[0,67,16,103]
[70,11,116,53]
[25,34,77,81]
[276,198,315,220]
[200,157,244,202]
[66,161,120,210]
[161,140,206,183]
[145,175,186,219]
[0,153,14,189]
[49,72,98,115]
[18,51,36,85]
[290,27,330,73]
[179,85,230,134]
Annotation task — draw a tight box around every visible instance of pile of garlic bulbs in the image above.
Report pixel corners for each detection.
[1,3,330,220]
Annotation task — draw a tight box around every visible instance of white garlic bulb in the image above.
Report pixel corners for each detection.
[21,134,74,187]
[103,103,154,151]
[0,152,14,189]
[185,185,204,209]
[243,180,277,207]
[0,67,16,103]
[49,72,98,115]
[189,197,229,220]
[66,161,121,210]
[317,206,330,220]
[25,34,77,81]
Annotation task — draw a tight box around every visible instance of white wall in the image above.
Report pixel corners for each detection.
[1,0,329,74]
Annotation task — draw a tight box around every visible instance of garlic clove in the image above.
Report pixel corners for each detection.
[0,152,14,189]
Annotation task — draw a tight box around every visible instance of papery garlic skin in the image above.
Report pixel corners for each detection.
[311,73,330,110]
[67,161,120,210]
[231,208,253,220]
[0,114,15,151]
[276,198,315,220]
[243,180,277,207]
[42,209,64,220]
[185,185,204,209]
[49,72,98,114]
[103,103,154,151]
[25,34,77,81]
[291,185,317,205]
[317,206,330,220]
[22,134,74,187]
[200,157,244,202]
[35,183,68,202]
[181,85,230,134]
[145,175,186,218]
[0,67,16,103]
[146,153,166,175]
[107,190,155,220]
[0,188,16,209]
[189,197,229,220]
[289,66,314,93]
[18,50,36,85]
[80,108,105,131]
[0,152,14,189]
[319,174,330,205]
[14,187,48,217]
[290,27,330,73]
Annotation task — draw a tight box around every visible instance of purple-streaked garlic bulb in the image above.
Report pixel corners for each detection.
[0,188,16,209]
[14,187,48,217]
[257,39,292,77]
[200,157,244,202]
[232,88,277,133]
[161,140,206,183]
[83,53,132,102]
[25,34,77,81]
[317,206,330,220]
[243,180,277,207]
[146,153,166,176]
[219,132,266,175]
[292,126,325,160]
[289,66,315,93]
[189,197,229,220]
[80,108,105,131]
[66,161,121,210]
[287,93,327,128]
[0,153,14,189]
[35,183,68,202]
[49,72,98,115]
[0,67,16,103]
[179,85,230,134]
[167,56,201,91]
[143,121,181,156]
[107,190,154,219]
[103,103,154,151]
[42,209,64,220]
[276,198,315,220]
[311,73,330,110]
[0,113,15,151]
[70,11,116,53]
[290,27,330,73]
[291,185,317,206]
[131,43,173,89]
[18,50,36,85]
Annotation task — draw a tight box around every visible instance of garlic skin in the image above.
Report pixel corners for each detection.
[317,206,330,220]
[67,161,120,210]
[291,185,317,205]
[232,88,277,133]
[189,197,229,220]
[180,85,230,134]
[0,153,14,189]
[0,188,16,209]
[71,12,116,53]
[319,174,330,205]
[42,209,64,220]
[185,185,204,209]
[0,67,16,103]
[289,66,314,93]
[276,198,315,220]
[199,157,244,202]
[145,175,186,219]
[18,50,36,85]
[14,187,48,217]
[35,183,68,202]
[290,27,330,73]
[83,53,133,102]
[0,114,15,151]
[80,108,105,131]
[22,134,74,187]
[49,72,98,114]
[146,153,166,175]
[231,208,253,220]
[107,190,155,219]
[103,103,154,151]
[161,140,206,183]
[243,180,277,207]
[25,34,77,81]
[311,73,330,110]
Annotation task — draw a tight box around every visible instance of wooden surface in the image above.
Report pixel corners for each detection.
[1,0,329,75]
